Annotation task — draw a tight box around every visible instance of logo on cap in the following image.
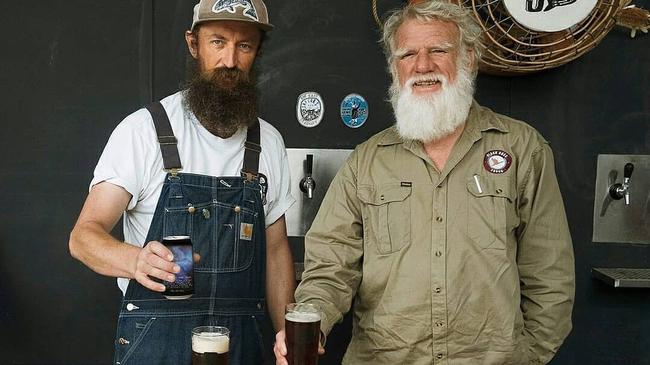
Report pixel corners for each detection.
[483,150,512,174]
[213,0,259,21]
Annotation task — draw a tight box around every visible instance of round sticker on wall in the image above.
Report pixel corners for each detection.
[503,0,598,32]
[340,93,369,129]
[483,150,513,174]
[296,92,324,128]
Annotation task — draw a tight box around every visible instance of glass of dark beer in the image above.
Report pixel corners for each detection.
[192,326,229,365]
[285,302,321,365]
[161,235,194,300]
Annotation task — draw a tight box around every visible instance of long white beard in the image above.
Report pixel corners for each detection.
[390,65,475,143]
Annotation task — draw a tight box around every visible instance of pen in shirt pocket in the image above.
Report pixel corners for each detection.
[473,174,483,194]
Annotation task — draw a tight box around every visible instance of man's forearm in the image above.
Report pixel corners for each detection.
[69,221,139,279]
[266,244,295,331]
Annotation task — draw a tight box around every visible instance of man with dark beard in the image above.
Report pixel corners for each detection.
[69,1,295,364]
[274,1,574,365]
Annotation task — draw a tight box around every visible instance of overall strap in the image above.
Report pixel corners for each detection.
[146,101,182,174]
[241,120,261,181]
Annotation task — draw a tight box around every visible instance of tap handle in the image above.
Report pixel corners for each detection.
[623,163,634,182]
[305,154,313,175]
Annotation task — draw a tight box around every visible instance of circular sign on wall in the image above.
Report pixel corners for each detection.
[340,93,369,129]
[503,0,598,32]
[296,91,324,128]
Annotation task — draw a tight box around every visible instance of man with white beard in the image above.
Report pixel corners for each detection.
[274,1,574,365]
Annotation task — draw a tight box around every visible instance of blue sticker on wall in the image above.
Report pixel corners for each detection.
[340,93,368,129]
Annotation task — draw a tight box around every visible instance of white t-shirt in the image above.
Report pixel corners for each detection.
[91,91,295,294]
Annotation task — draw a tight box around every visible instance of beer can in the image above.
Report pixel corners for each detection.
[162,235,194,300]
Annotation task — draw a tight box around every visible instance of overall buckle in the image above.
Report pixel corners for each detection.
[165,168,182,177]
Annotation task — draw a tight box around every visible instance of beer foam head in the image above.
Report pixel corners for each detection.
[285,311,321,323]
[192,332,229,354]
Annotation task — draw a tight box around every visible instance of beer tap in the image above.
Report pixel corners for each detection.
[608,162,634,205]
[299,154,316,199]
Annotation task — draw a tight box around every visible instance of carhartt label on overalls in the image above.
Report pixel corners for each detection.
[240,223,254,240]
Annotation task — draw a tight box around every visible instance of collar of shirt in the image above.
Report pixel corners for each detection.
[375,100,511,179]
[376,100,510,148]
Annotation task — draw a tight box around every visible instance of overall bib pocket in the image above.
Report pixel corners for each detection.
[163,201,257,272]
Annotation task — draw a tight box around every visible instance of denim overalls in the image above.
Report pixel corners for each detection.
[113,102,269,364]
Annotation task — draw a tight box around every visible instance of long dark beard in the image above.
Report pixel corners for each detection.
[184,59,259,138]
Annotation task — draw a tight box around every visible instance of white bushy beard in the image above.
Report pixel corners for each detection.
[389,61,475,143]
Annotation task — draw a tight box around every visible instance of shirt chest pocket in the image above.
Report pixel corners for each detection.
[466,175,515,249]
[358,185,412,254]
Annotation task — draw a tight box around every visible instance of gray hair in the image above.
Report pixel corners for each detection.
[381,1,483,77]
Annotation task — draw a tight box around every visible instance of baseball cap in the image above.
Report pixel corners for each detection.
[191,0,274,31]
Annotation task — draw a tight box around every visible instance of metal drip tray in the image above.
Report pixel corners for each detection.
[592,267,650,288]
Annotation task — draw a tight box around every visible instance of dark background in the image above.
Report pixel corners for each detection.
[1,0,649,364]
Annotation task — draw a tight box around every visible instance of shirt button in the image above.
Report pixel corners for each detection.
[435,251,442,257]
[435,216,443,222]
[437,353,444,359]
[434,287,441,293]
[496,188,503,194]
[436,321,444,327]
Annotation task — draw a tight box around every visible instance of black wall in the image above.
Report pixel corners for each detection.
[1,1,648,364]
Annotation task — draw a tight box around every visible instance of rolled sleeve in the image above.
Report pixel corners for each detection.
[262,131,295,227]
[90,113,153,210]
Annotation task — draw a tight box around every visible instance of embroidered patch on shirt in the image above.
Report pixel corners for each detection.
[240,223,254,241]
[483,150,512,174]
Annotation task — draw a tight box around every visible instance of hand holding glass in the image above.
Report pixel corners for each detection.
[285,303,321,365]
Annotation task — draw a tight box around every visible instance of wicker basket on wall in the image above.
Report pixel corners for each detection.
[374,0,649,75]
[457,0,646,75]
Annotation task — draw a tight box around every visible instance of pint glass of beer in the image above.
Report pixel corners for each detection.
[285,302,321,365]
[192,326,229,365]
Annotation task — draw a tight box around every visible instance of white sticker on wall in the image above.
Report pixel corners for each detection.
[296,92,324,128]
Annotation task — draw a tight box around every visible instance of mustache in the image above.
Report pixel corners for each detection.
[406,73,448,88]
[205,67,251,86]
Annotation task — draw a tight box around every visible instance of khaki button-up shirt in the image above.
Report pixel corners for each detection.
[295,102,575,365]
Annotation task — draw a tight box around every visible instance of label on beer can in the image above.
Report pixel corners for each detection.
[161,235,194,300]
